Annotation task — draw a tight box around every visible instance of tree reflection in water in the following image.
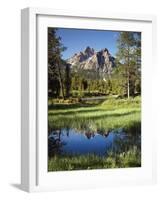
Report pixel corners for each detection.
[48,128,141,158]
[48,129,66,157]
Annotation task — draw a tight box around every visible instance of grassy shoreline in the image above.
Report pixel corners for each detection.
[48,146,141,171]
[48,96,141,133]
[48,96,141,171]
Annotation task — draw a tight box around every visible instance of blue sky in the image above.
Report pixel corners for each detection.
[56,28,119,59]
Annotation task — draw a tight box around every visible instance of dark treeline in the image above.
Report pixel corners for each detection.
[48,28,141,100]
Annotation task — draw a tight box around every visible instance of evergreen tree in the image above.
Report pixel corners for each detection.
[116,32,141,98]
[65,63,71,98]
[48,28,67,99]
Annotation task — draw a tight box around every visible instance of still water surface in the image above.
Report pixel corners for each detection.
[48,128,141,157]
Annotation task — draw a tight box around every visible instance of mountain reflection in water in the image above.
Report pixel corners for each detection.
[48,128,141,158]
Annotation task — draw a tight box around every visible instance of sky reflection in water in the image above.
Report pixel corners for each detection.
[48,128,141,157]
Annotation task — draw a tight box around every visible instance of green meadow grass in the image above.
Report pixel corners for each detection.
[48,96,141,170]
[48,96,141,133]
[48,146,141,171]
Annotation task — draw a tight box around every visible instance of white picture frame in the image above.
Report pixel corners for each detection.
[21,7,157,192]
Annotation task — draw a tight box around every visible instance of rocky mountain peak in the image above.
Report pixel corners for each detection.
[67,47,115,75]
[84,46,95,57]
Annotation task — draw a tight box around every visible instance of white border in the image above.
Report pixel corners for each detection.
[21,7,157,192]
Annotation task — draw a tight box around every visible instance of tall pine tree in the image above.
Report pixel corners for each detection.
[48,28,67,99]
[116,32,141,98]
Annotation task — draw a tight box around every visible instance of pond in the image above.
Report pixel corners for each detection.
[48,128,141,158]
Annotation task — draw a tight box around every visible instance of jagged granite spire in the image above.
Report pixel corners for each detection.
[67,46,115,75]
